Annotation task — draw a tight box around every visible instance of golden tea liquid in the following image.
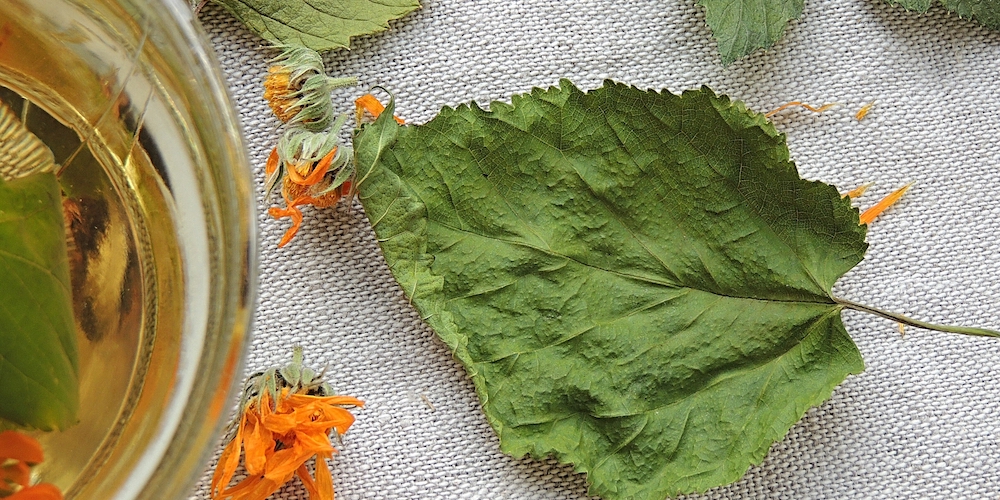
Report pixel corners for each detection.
[1,1,187,495]
[1,1,254,498]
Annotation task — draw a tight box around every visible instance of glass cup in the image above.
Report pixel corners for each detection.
[0,0,255,498]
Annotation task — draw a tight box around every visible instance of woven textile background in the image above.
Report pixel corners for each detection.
[191,1,1000,498]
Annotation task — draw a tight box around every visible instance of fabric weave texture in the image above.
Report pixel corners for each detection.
[191,1,1000,498]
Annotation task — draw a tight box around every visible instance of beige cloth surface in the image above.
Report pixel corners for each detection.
[190,1,1000,498]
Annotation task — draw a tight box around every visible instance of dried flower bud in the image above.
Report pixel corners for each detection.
[266,125,355,247]
[263,46,356,131]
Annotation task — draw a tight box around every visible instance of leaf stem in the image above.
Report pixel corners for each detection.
[834,297,1000,338]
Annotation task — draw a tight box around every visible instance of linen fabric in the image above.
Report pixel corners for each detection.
[191,1,1000,498]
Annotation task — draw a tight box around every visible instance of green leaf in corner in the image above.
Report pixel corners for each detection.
[212,0,420,52]
[885,0,1000,30]
[697,0,804,64]
[0,171,79,431]
[354,80,869,498]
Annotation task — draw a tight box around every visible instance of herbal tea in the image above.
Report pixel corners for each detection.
[0,7,186,493]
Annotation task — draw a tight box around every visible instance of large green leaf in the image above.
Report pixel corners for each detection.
[886,0,1000,30]
[211,0,420,52]
[0,171,78,431]
[354,80,869,497]
[697,0,804,64]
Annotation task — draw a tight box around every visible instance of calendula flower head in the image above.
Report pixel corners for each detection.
[265,125,356,247]
[211,348,363,500]
[264,45,356,130]
[265,122,353,197]
[240,348,336,407]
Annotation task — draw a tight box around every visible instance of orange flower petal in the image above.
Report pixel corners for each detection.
[221,474,281,500]
[6,483,63,500]
[291,430,336,453]
[286,394,364,407]
[211,417,245,498]
[261,412,302,434]
[218,474,259,498]
[284,162,308,185]
[286,147,336,187]
[242,410,273,477]
[296,463,321,499]
[0,432,44,464]
[3,460,32,488]
[765,101,837,118]
[264,446,317,481]
[355,94,405,124]
[314,454,335,500]
[859,182,914,224]
[265,147,280,176]
[268,203,305,248]
[842,182,873,199]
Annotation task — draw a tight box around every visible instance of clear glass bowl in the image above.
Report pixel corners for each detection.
[0,0,255,498]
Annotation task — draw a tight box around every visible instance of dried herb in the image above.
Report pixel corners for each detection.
[885,0,1000,29]
[352,80,998,499]
[210,0,420,52]
[212,349,362,500]
[697,0,804,64]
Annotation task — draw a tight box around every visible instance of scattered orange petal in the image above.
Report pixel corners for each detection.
[855,101,875,121]
[765,101,837,118]
[859,182,914,224]
[842,182,873,199]
[268,192,316,248]
[0,433,63,499]
[355,94,405,124]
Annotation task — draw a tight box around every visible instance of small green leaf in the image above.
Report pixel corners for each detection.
[211,0,420,52]
[886,0,1000,30]
[355,81,869,498]
[697,0,804,64]
[0,171,79,431]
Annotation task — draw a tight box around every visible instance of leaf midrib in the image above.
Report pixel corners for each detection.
[472,103,832,299]
[428,205,834,308]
